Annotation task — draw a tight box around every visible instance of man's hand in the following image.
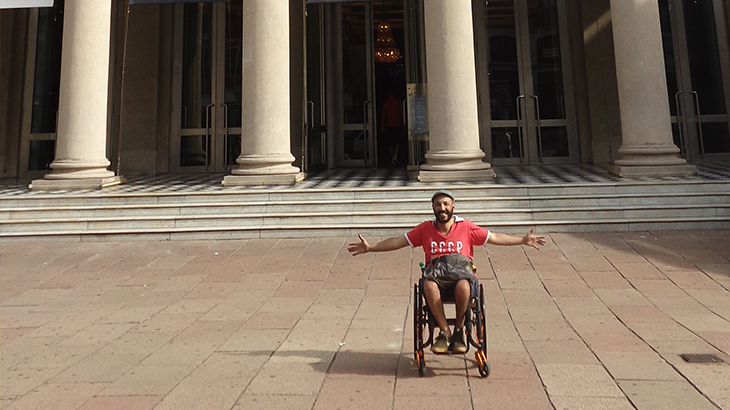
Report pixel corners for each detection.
[522,228,546,250]
[348,234,370,256]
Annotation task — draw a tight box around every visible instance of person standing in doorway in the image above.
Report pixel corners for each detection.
[381,89,404,166]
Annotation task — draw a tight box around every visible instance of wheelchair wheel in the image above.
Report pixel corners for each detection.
[413,282,426,376]
[474,284,490,378]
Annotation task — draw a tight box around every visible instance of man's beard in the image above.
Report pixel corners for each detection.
[434,209,453,224]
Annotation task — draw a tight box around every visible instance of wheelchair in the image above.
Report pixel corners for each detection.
[413,266,491,377]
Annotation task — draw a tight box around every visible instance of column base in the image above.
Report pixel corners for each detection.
[222,172,306,186]
[418,168,496,183]
[606,164,698,178]
[29,176,124,191]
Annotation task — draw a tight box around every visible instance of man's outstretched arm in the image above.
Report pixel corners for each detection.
[487,228,546,250]
[348,234,409,256]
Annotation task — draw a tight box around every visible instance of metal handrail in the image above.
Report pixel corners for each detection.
[364,100,371,162]
[205,104,213,170]
[690,91,705,155]
[674,91,685,157]
[516,95,525,162]
[532,95,543,161]
[222,103,229,167]
[307,101,315,128]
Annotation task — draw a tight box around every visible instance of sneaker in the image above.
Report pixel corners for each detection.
[431,330,450,354]
[451,327,467,354]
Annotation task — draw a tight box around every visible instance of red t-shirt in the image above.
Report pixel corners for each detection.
[404,217,490,262]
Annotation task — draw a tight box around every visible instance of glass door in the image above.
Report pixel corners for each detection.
[484,0,578,165]
[660,0,730,161]
[172,1,242,173]
[19,0,65,178]
[332,2,376,167]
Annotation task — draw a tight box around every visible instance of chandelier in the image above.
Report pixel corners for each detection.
[374,20,401,63]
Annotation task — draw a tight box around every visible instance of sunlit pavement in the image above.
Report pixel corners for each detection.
[2,231,730,409]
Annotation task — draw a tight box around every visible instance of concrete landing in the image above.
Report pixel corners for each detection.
[1,230,729,409]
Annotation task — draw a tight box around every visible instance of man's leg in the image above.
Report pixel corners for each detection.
[423,279,450,336]
[451,279,471,354]
[454,279,471,329]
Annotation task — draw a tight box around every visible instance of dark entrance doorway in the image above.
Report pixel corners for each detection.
[305,0,411,172]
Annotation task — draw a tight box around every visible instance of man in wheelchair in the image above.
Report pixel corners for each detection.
[348,189,545,354]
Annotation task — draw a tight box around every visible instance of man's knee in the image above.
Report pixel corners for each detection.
[455,279,470,298]
[424,279,439,291]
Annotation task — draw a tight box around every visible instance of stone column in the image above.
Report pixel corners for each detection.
[607,0,696,177]
[418,0,494,182]
[31,0,121,190]
[223,0,303,186]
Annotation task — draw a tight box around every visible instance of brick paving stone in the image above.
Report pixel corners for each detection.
[97,365,194,396]
[613,262,665,279]
[393,394,472,410]
[313,377,394,410]
[594,288,654,307]
[663,270,726,291]
[533,263,581,280]
[469,378,553,410]
[327,351,399,378]
[96,332,175,355]
[274,280,324,298]
[608,305,674,324]
[75,395,163,410]
[577,271,633,289]
[514,321,581,342]
[494,269,544,289]
[628,322,700,342]
[553,297,613,316]
[342,329,403,352]
[245,361,329,395]
[508,304,565,323]
[596,351,684,381]
[234,394,317,409]
[502,289,554,306]
[628,278,687,298]
[537,364,624,398]
[618,380,718,410]
[3,382,106,410]
[543,279,594,297]
[137,341,218,366]
[478,351,539,380]
[549,396,636,410]
[569,256,616,272]
[524,340,599,365]
[50,351,147,383]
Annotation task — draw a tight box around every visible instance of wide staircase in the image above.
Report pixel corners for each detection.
[1,164,729,241]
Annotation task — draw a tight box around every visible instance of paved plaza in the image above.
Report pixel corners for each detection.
[2,230,730,409]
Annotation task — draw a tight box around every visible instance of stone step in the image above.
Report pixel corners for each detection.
[2,191,728,220]
[1,216,727,242]
[1,170,728,240]
[3,180,728,208]
[2,203,727,233]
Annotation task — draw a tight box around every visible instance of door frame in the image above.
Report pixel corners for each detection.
[19,8,56,179]
[169,2,240,173]
[666,0,730,162]
[483,0,580,166]
[324,2,377,168]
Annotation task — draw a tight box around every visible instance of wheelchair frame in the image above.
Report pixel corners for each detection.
[413,276,491,377]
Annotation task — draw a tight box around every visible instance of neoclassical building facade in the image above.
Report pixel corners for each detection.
[1,0,728,189]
